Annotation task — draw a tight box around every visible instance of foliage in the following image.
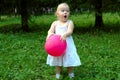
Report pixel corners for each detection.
[0,0,120,15]
[1,0,120,30]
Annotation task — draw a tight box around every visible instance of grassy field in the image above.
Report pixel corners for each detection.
[0,13,120,80]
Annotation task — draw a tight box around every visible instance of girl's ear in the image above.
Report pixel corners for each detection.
[55,11,58,16]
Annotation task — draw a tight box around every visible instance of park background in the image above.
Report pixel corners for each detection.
[0,0,120,80]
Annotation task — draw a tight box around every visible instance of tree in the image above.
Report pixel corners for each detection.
[20,0,29,31]
[1,0,120,31]
[94,0,103,28]
[83,0,103,28]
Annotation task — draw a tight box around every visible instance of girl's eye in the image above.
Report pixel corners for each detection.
[66,10,69,12]
[61,10,64,12]
[61,10,69,12]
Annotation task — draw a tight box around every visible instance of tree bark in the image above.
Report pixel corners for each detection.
[95,0,103,28]
[20,0,29,31]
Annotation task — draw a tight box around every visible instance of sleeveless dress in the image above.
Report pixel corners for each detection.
[46,20,81,67]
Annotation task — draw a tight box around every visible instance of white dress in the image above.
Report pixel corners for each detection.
[46,20,81,67]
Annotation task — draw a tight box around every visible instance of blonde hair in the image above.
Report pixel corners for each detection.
[56,3,70,11]
[55,3,70,15]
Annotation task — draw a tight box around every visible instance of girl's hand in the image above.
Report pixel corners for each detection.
[60,34,67,41]
[46,33,54,41]
[46,35,50,41]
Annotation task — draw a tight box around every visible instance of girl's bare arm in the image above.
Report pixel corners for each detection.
[46,21,56,40]
[61,20,74,41]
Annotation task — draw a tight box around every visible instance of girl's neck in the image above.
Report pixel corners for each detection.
[57,20,68,26]
[58,20,68,24]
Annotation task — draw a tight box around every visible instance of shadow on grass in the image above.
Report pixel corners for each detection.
[74,25,120,34]
[0,24,120,34]
[0,24,49,33]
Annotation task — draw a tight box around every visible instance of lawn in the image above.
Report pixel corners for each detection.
[0,13,120,80]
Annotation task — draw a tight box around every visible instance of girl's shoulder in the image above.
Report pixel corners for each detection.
[67,20,74,26]
[67,20,73,23]
[52,20,57,24]
[51,20,58,26]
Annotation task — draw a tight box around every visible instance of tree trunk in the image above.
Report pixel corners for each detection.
[95,0,103,28]
[20,0,29,31]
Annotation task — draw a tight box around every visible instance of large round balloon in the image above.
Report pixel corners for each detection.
[45,34,67,57]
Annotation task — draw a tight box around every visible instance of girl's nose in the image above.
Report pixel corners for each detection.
[64,11,67,14]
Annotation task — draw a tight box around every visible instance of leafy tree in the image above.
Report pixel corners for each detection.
[0,0,120,31]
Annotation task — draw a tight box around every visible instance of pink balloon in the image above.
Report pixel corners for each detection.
[45,34,67,57]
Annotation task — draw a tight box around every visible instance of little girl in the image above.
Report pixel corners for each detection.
[46,3,81,79]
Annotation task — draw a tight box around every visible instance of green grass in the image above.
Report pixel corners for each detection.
[0,32,47,80]
[0,13,120,80]
[0,16,20,27]
[103,13,120,26]
[74,31,120,80]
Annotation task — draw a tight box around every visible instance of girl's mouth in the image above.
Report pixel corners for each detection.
[64,15,67,18]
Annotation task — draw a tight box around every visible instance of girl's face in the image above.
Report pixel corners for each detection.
[56,5,70,22]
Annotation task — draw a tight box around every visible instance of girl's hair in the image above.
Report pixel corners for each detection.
[55,3,70,15]
[56,3,69,11]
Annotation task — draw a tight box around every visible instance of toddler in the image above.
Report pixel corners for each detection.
[46,3,81,79]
